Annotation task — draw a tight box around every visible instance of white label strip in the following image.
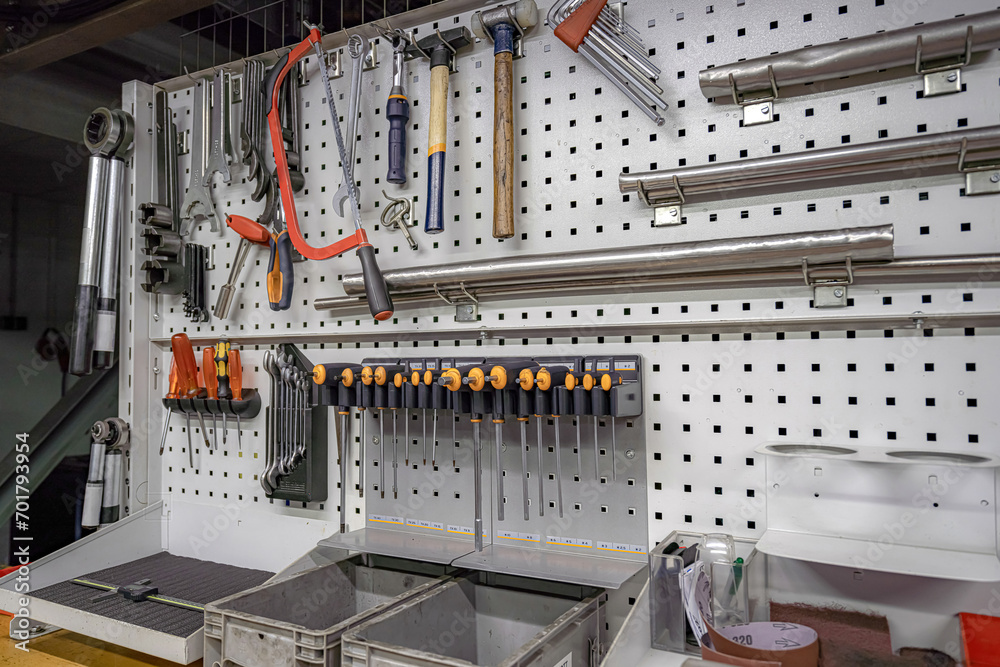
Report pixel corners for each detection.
[405,518,445,531]
[369,514,405,525]
[447,524,474,535]
[552,652,572,667]
[614,359,637,371]
[498,530,541,543]
[546,536,593,548]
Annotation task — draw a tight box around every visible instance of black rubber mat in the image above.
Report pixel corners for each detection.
[32,551,273,637]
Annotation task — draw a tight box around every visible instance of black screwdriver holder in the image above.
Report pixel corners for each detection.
[161,389,261,419]
[268,344,329,503]
[314,355,644,418]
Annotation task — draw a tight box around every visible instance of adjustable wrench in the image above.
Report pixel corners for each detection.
[332,35,368,217]
[180,80,219,234]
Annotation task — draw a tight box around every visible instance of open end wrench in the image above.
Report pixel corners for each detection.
[332,35,368,218]
[205,68,232,185]
[264,352,282,489]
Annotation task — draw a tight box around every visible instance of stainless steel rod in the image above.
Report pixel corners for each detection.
[699,9,1000,99]
[321,254,1000,315]
[621,127,1000,204]
[340,225,893,296]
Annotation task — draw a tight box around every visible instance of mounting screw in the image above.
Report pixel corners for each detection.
[760,105,770,114]
[624,449,636,459]
[669,208,678,217]
[832,288,844,298]
[372,436,380,446]
[990,172,1000,183]
[946,72,958,83]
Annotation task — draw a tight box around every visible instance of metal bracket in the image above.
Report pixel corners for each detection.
[803,257,853,308]
[434,283,479,321]
[638,176,684,226]
[957,136,1000,196]
[324,49,344,79]
[916,26,972,97]
[363,40,379,71]
[231,74,242,103]
[9,616,59,641]
[176,128,190,156]
[729,66,778,126]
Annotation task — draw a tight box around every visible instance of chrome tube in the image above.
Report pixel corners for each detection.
[340,225,894,296]
[699,9,1000,100]
[69,155,111,376]
[94,156,126,370]
[619,126,1000,205]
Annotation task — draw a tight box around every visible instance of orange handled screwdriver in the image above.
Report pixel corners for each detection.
[171,333,210,453]
[204,347,219,449]
[229,348,243,449]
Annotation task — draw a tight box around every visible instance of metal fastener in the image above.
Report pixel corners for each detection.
[832,288,844,298]
[990,172,1000,183]
[760,105,770,114]
[624,449,636,460]
[946,72,958,83]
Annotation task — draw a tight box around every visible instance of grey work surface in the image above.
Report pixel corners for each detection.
[32,551,274,638]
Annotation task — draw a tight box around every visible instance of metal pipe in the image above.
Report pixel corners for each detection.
[699,9,1000,100]
[317,254,1000,316]
[94,156,126,370]
[340,225,894,297]
[69,155,111,376]
[620,126,1000,206]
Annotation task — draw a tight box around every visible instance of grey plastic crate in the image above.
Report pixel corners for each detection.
[204,554,452,667]
[341,572,606,667]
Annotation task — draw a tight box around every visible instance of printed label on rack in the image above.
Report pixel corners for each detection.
[583,360,593,371]
[447,524,475,536]
[426,360,438,370]
[405,518,445,531]
[546,536,593,549]
[410,362,423,370]
[614,359,637,372]
[369,514,405,525]
[553,652,572,667]
[497,530,541,543]
[595,360,611,372]
[595,541,646,554]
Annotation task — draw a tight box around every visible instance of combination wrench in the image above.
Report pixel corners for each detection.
[205,68,233,188]
[332,35,368,217]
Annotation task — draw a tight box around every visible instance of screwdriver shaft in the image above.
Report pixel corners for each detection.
[593,416,600,479]
[536,418,544,517]
[473,420,483,552]
[404,408,410,465]
[159,409,172,455]
[422,411,427,465]
[576,419,582,476]
[611,416,617,481]
[495,421,504,522]
[379,411,385,498]
[359,411,366,498]
[185,412,193,467]
[392,410,398,499]
[431,408,438,467]
[519,420,529,520]
[196,412,210,449]
[236,412,242,450]
[554,417,564,518]
[339,411,348,533]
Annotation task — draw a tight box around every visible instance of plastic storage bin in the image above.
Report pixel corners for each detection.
[341,571,606,667]
[203,553,451,667]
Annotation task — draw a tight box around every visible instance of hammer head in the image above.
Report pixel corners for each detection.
[405,26,473,64]
[472,0,538,39]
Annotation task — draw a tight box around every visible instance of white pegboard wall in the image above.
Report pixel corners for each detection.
[122,0,1000,588]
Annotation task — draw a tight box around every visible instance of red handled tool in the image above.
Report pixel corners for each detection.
[262,26,393,320]
[225,213,293,311]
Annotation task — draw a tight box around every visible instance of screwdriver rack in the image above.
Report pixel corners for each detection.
[91,0,1000,659]
[314,354,647,588]
[160,389,261,423]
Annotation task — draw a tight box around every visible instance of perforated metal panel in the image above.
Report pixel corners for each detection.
[117,0,1000,654]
